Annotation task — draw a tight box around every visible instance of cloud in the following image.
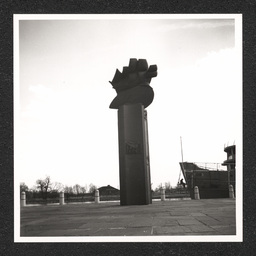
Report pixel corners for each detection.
[29,84,54,98]
[158,19,234,33]
[22,84,55,119]
[196,47,237,68]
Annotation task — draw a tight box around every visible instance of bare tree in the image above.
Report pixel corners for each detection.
[88,183,97,194]
[36,176,52,199]
[51,182,64,192]
[80,185,87,194]
[73,184,82,195]
[80,186,87,199]
[64,185,73,194]
[44,176,51,193]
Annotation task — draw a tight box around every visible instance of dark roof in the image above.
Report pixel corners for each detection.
[98,185,119,191]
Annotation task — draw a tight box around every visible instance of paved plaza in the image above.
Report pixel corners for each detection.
[20,198,236,236]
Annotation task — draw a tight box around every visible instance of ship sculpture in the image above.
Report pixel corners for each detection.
[179,145,236,199]
[109,58,157,109]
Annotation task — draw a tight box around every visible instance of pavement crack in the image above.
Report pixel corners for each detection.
[205,214,221,222]
[109,227,126,230]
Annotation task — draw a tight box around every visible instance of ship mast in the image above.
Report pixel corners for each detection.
[180,136,184,163]
[178,136,185,184]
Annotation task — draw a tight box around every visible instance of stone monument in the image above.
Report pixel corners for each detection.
[109,58,157,205]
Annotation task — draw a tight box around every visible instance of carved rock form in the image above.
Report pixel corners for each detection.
[109,58,157,109]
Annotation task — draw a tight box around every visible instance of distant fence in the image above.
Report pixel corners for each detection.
[25,194,120,205]
[152,188,190,200]
[24,189,190,205]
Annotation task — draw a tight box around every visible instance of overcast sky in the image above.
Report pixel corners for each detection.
[15,15,242,190]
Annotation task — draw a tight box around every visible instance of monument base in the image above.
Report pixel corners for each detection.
[118,103,152,205]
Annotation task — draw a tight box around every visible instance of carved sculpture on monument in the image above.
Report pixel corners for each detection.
[109,58,157,109]
[109,58,158,205]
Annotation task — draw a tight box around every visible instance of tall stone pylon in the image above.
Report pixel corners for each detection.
[109,58,157,205]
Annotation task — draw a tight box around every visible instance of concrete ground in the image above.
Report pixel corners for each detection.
[20,198,236,236]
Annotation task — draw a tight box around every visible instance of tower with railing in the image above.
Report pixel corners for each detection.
[222,145,236,194]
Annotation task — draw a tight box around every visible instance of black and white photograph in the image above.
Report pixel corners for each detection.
[14,14,242,242]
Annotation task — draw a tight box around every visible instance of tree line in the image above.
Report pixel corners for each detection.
[20,176,183,201]
[20,176,97,200]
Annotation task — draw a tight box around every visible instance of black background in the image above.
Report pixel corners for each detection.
[1,1,255,255]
